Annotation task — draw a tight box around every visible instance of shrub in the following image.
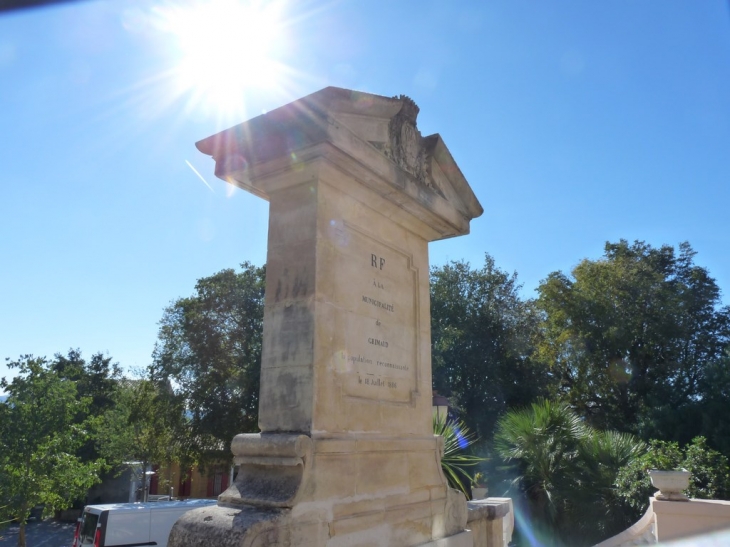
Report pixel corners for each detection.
[615,436,730,521]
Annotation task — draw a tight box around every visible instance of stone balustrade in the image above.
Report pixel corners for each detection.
[467,498,513,547]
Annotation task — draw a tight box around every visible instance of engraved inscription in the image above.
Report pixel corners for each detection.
[332,225,418,404]
[371,254,385,270]
[356,376,399,389]
[361,295,394,312]
[347,354,373,365]
[376,360,409,371]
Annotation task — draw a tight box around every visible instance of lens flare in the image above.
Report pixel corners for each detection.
[153,0,291,121]
[453,424,469,450]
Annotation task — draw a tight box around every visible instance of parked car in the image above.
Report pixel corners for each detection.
[72,499,216,547]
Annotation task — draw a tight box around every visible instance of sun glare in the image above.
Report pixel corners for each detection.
[155,0,289,119]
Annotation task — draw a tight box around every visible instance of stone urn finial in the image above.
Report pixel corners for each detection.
[648,469,691,501]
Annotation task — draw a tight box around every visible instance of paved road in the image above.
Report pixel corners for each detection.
[0,520,75,547]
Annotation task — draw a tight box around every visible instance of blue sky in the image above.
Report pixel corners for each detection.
[1,0,729,386]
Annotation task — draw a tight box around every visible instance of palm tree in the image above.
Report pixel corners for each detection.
[494,399,646,546]
[433,414,485,498]
[571,430,647,542]
[495,399,585,527]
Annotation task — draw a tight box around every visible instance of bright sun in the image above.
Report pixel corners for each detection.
[155,0,289,119]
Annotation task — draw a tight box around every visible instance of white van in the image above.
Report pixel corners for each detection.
[72,499,216,547]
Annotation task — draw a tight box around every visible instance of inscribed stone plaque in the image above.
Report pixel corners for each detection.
[332,222,419,404]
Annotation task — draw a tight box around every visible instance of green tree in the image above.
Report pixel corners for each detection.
[97,377,188,498]
[535,240,730,440]
[695,353,730,454]
[150,262,265,465]
[50,349,122,417]
[430,256,549,441]
[0,356,104,547]
[49,349,122,463]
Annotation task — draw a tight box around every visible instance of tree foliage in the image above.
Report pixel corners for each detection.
[49,349,122,463]
[150,262,265,465]
[430,256,549,440]
[535,240,730,441]
[694,353,730,454]
[97,377,188,480]
[50,349,121,417]
[0,356,104,547]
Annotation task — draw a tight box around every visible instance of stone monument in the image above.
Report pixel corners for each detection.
[169,87,483,547]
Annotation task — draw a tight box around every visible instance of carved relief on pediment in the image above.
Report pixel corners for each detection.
[369,95,444,198]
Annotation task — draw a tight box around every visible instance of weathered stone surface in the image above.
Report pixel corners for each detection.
[168,505,288,547]
[466,498,513,547]
[419,531,473,547]
[172,87,483,546]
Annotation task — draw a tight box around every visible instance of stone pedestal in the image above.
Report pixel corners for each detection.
[169,87,482,547]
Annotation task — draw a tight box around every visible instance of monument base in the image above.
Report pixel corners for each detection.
[169,503,471,547]
[169,504,336,547]
[169,432,468,547]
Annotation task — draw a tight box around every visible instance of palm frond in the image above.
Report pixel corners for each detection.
[433,413,486,497]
